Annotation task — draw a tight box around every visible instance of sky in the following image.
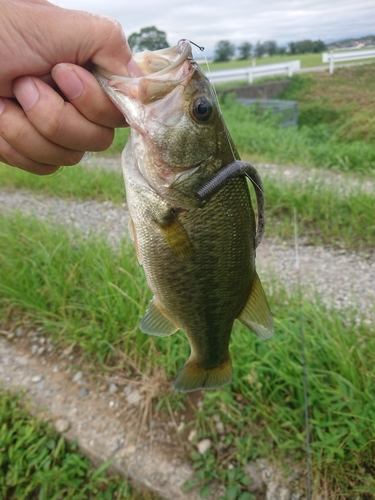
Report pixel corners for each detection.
[52,0,374,57]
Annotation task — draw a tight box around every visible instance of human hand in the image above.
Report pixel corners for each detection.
[0,0,142,174]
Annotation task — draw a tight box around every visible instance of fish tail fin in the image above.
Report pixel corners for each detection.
[173,357,232,393]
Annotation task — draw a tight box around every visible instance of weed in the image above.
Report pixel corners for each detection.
[0,389,135,499]
[0,161,126,203]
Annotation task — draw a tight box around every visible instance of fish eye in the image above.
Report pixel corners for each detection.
[192,96,213,122]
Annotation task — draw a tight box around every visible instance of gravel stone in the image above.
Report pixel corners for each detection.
[31,374,43,383]
[215,421,225,434]
[55,418,70,433]
[73,371,83,383]
[126,389,141,405]
[78,388,89,398]
[188,429,197,442]
[197,439,211,455]
[109,383,118,393]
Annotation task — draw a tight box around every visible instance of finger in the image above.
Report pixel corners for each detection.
[52,63,127,128]
[0,96,84,166]
[13,76,115,152]
[0,136,60,175]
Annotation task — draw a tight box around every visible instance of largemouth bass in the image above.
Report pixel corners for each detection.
[95,40,273,392]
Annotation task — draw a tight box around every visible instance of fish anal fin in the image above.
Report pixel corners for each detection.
[154,210,193,261]
[140,298,179,337]
[238,272,274,339]
[173,357,232,393]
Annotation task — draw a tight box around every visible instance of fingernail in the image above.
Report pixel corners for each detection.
[53,64,84,100]
[0,98,4,115]
[126,57,143,77]
[14,77,40,111]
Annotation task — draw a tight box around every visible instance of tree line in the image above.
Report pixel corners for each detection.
[126,26,327,63]
[214,39,327,62]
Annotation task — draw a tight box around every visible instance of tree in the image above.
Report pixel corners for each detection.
[237,41,252,60]
[214,40,236,62]
[128,26,169,52]
[254,41,266,58]
[263,40,278,56]
[288,38,327,54]
[313,39,327,53]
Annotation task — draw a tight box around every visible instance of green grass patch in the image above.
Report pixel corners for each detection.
[0,213,374,497]
[278,64,375,144]
[0,213,151,367]
[262,177,375,250]
[219,93,375,173]
[0,389,135,499]
[0,161,126,203]
[104,128,130,156]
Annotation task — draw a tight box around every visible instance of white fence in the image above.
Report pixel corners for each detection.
[322,49,375,74]
[208,60,301,84]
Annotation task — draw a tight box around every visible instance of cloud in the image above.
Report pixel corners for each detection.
[52,0,374,54]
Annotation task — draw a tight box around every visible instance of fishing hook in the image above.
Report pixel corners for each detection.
[195,160,265,248]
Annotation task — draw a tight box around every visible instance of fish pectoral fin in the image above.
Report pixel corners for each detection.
[173,357,232,393]
[238,272,274,339]
[154,210,193,261]
[140,298,179,337]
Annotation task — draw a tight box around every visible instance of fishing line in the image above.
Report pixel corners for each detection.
[294,208,312,500]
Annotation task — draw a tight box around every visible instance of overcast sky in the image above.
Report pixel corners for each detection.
[52,0,374,56]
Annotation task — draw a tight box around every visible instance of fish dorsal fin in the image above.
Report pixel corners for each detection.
[154,210,193,261]
[238,272,274,339]
[140,298,179,336]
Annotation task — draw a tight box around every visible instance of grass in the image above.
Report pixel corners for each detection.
[218,92,375,174]
[262,177,375,251]
[0,388,156,499]
[0,213,374,498]
[278,64,375,144]
[0,159,126,203]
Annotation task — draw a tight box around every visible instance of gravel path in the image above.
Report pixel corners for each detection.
[1,184,374,322]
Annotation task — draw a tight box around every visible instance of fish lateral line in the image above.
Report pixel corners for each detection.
[195,160,265,247]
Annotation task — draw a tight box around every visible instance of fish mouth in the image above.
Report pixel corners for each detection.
[94,40,195,105]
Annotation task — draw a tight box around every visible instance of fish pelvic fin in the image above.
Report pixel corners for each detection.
[154,210,193,261]
[173,357,232,393]
[238,271,274,339]
[140,298,179,337]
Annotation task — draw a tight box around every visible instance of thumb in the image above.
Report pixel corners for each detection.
[67,13,143,77]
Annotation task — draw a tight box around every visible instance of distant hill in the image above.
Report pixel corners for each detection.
[327,35,375,50]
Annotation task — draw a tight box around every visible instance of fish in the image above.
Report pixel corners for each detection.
[94,40,273,393]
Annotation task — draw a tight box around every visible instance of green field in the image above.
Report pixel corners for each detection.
[198,47,375,70]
